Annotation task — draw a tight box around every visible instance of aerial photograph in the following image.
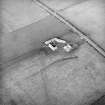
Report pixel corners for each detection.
[1,0,105,105]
